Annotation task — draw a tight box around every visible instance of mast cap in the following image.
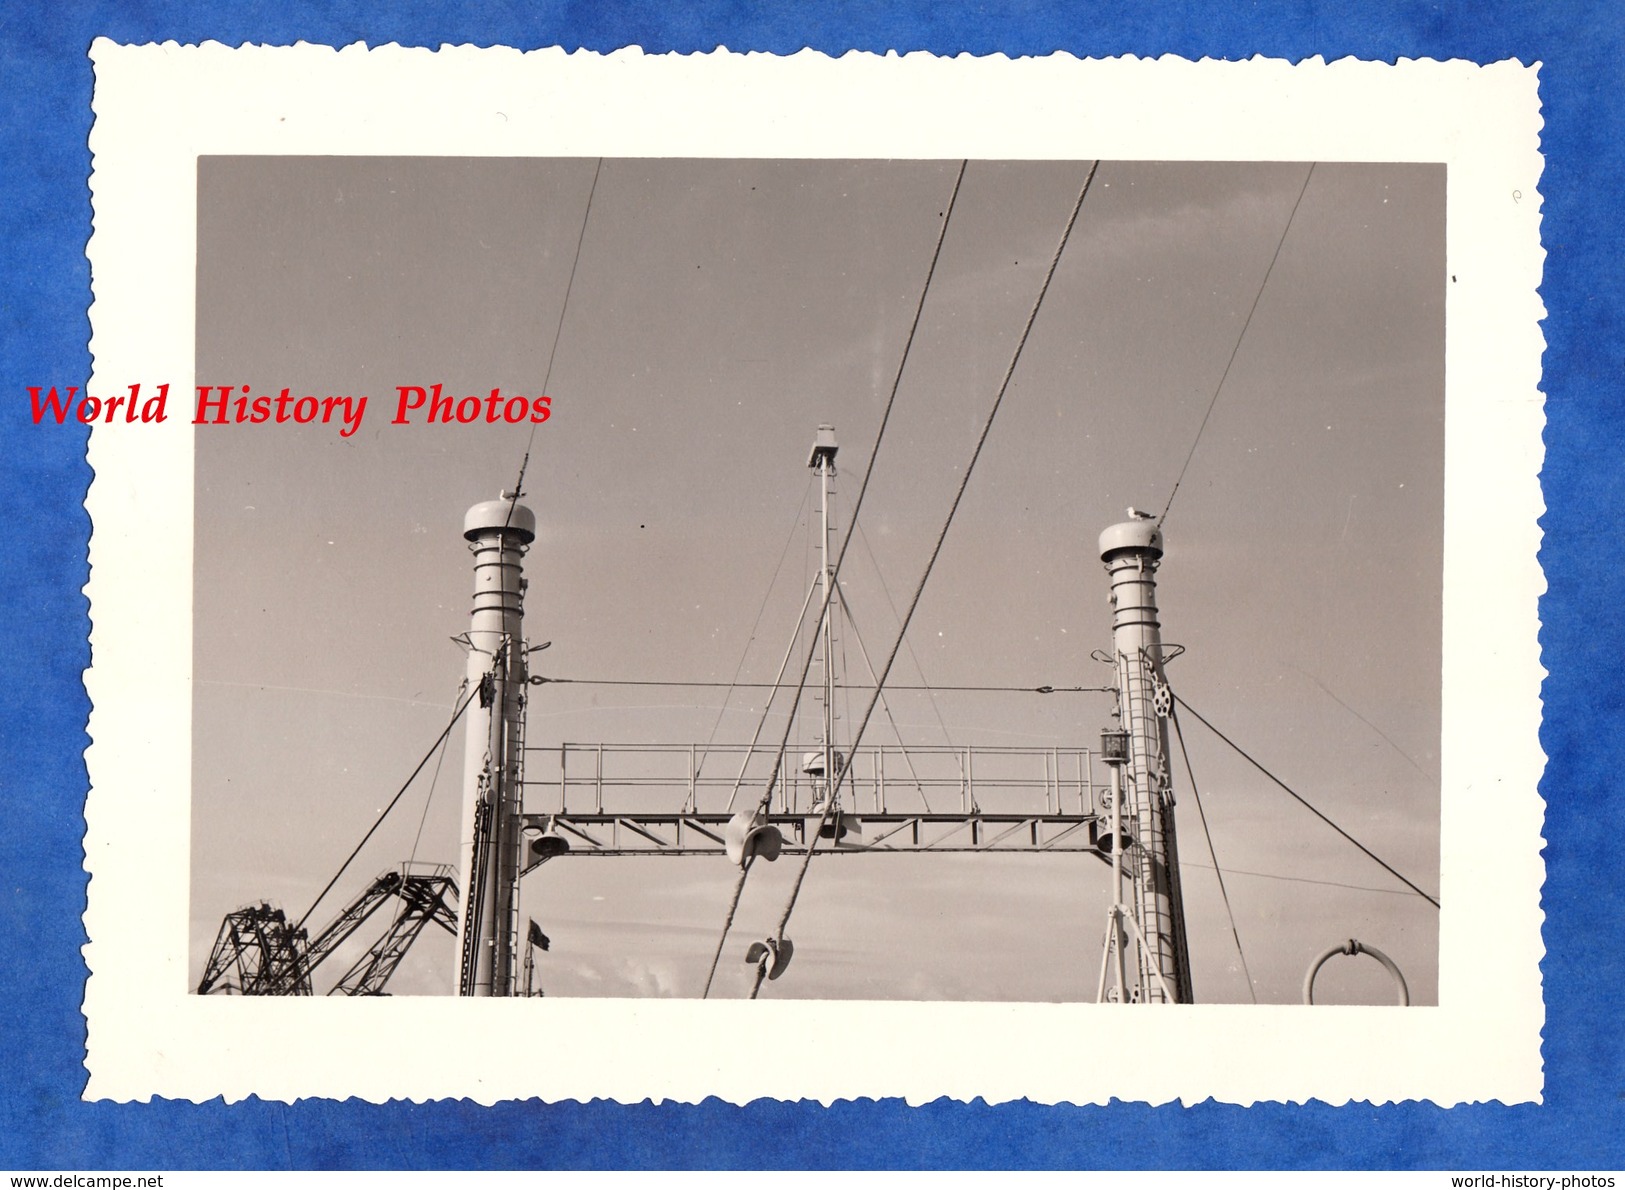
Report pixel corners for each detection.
[464,492,536,543]
[1099,515,1163,560]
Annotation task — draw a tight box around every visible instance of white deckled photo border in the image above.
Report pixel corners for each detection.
[82,44,1546,1105]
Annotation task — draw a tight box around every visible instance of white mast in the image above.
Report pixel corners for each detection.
[1097,512,1194,1003]
[808,425,840,808]
[455,491,535,997]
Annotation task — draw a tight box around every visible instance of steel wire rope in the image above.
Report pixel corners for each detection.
[833,583,936,812]
[532,677,1110,694]
[1172,691,1440,909]
[854,518,970,795]
[540,158,603,406]
[1158,163,1316,531]
[408,676,471,867]
[501,157,605,532]
[837,597,852,788]
[192,679,455,711]
[721,575,823,814]
[699,159,970,997]
[1181,862,1422,898]
[1168,704,1257,1003]
[291,681,484,939]
[749,160,1104,1000]
[855,520,962,755]
[692,474,815,793]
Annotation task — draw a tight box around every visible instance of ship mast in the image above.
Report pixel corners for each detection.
[448,476,1198,1003]
[809,424,840,807]
[1096,512,1194,1003]
[455,491,535,997]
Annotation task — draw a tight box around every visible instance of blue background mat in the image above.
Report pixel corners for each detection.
[2,1,1619,1171]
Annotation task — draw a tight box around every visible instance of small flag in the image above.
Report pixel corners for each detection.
[528,919,550,951]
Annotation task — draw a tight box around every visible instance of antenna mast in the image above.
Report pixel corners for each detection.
[808,425,840,809]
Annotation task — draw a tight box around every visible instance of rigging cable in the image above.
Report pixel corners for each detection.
[1181,862,1424,898]
[1158,163,1316,531]
[856,520,962,755]
[1172,690,1440,909]
[700,159,971,997]
[534,677,1110,694]
[693,474,815,789]
[721,577,823,813]
[540,158,604,404]
[1168,704,1257,1003]
[292,680,483,938]
[750,160,1104,1000]
[408,676,471,866]
[502,157,606,530]
[834,584,937,811]
[837,591,852,783]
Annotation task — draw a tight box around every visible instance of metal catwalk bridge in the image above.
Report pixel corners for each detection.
[516,741,1116,868]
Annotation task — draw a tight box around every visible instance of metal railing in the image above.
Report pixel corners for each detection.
[521,742,1102,817]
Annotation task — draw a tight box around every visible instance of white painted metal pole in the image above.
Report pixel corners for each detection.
[1099,514,1194,1004]
[807,425,839,812]
[455,492,536,997]
[1110,762,1128,1005]
[820,438,835,797]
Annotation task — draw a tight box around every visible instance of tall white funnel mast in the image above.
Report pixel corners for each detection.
[1100,512,1194,1003]
[456,491,536,997]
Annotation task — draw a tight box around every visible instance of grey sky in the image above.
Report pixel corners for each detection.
[192,157,1443,1004]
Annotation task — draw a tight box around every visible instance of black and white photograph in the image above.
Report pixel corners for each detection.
[186,155,1444,1007]
[80,47,1544,1107]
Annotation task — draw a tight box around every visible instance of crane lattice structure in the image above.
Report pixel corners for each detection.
[197,863,459,996]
